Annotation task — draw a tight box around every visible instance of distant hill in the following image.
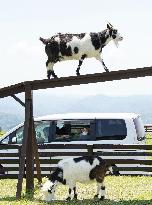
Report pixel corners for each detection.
[0,94,152,131]
[0,112,23,131]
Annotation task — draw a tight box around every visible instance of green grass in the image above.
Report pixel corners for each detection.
[146,133,152,145]
[1,176,152,205]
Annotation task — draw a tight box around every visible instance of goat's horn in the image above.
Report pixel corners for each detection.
[107,22,113,27]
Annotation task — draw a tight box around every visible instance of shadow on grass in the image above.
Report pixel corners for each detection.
[0,196,42,204]
[0,197,152,205]
[54,199,152,205]
[0,196,16,202]
[0,190,37,203]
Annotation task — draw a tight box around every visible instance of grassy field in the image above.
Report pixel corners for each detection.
[0,134,152,204]
[1,176,152,205]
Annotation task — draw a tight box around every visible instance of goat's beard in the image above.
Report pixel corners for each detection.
[41,180,56,201]
[113,39,119,47]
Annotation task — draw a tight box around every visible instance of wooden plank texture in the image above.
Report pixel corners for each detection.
[16,84,33,199]
[30,66,152,90]
[38,144,152,150]
[1,66,152,98]
[0,145,21,149]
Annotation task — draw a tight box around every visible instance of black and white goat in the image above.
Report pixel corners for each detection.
[41,156,119,201]
[40,23,123,79]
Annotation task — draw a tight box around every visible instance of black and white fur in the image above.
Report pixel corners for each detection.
[40,23,123,79]
[41,156,119,201]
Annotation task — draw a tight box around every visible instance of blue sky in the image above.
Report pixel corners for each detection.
[1,0,152,96]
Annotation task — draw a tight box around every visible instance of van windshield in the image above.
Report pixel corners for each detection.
[95,119,127,140]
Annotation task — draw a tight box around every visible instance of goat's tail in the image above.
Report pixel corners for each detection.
[109,164,120,176]
[39,37,48,45]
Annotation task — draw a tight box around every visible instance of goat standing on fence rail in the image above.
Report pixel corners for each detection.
[40,23,123,79]
[41,156,119,201]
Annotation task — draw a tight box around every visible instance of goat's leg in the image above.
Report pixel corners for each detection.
[66,188,72,201]
[46,60,58,79]
[99,182,106,200]
[94,182,105,200]
[73,187,77,200]
[76,54,87,76]
[94,182,101,199]
[66,182,77,201]
[95,56,109,72]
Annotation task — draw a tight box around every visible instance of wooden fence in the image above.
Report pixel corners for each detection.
[1,143,152,179]
[144,125,152,133]
[1,66,152,198]
[0,144,20,179]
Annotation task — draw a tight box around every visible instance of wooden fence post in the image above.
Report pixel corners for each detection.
[87,144,94,156]
[32,120,42,184]
[16,84,34,198]
[25,86,34,191]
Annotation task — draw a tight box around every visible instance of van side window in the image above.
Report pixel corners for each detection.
[1,121,51,144]
[95,119,127,140]
[15,127,24,143]
[35,121,50,143]
[54,120,91,141]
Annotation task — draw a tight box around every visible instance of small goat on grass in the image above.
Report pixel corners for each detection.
[40,23,123,79]
[41,156,119,201]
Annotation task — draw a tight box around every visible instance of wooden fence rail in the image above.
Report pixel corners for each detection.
[0,143,152,179]
[1,66,152,98]
[145,125,152,133]
[38,144,152,150]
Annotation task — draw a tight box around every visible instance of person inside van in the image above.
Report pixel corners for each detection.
[79,128,90,140]
[55,124,71,141]
[36,131,45,144]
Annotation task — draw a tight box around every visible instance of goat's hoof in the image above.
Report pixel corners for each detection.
[66,197,71,201]
[47,75,51,79]
[94,194,98,199]
[100,196,105,201]
[47,70,51,79]
[94,194,99,200]
[74,194,78,200]
[105,69,109,72]
[76,72,80,76]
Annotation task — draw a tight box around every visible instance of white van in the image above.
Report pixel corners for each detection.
[0,112,146,145]
[0,113,146,175]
